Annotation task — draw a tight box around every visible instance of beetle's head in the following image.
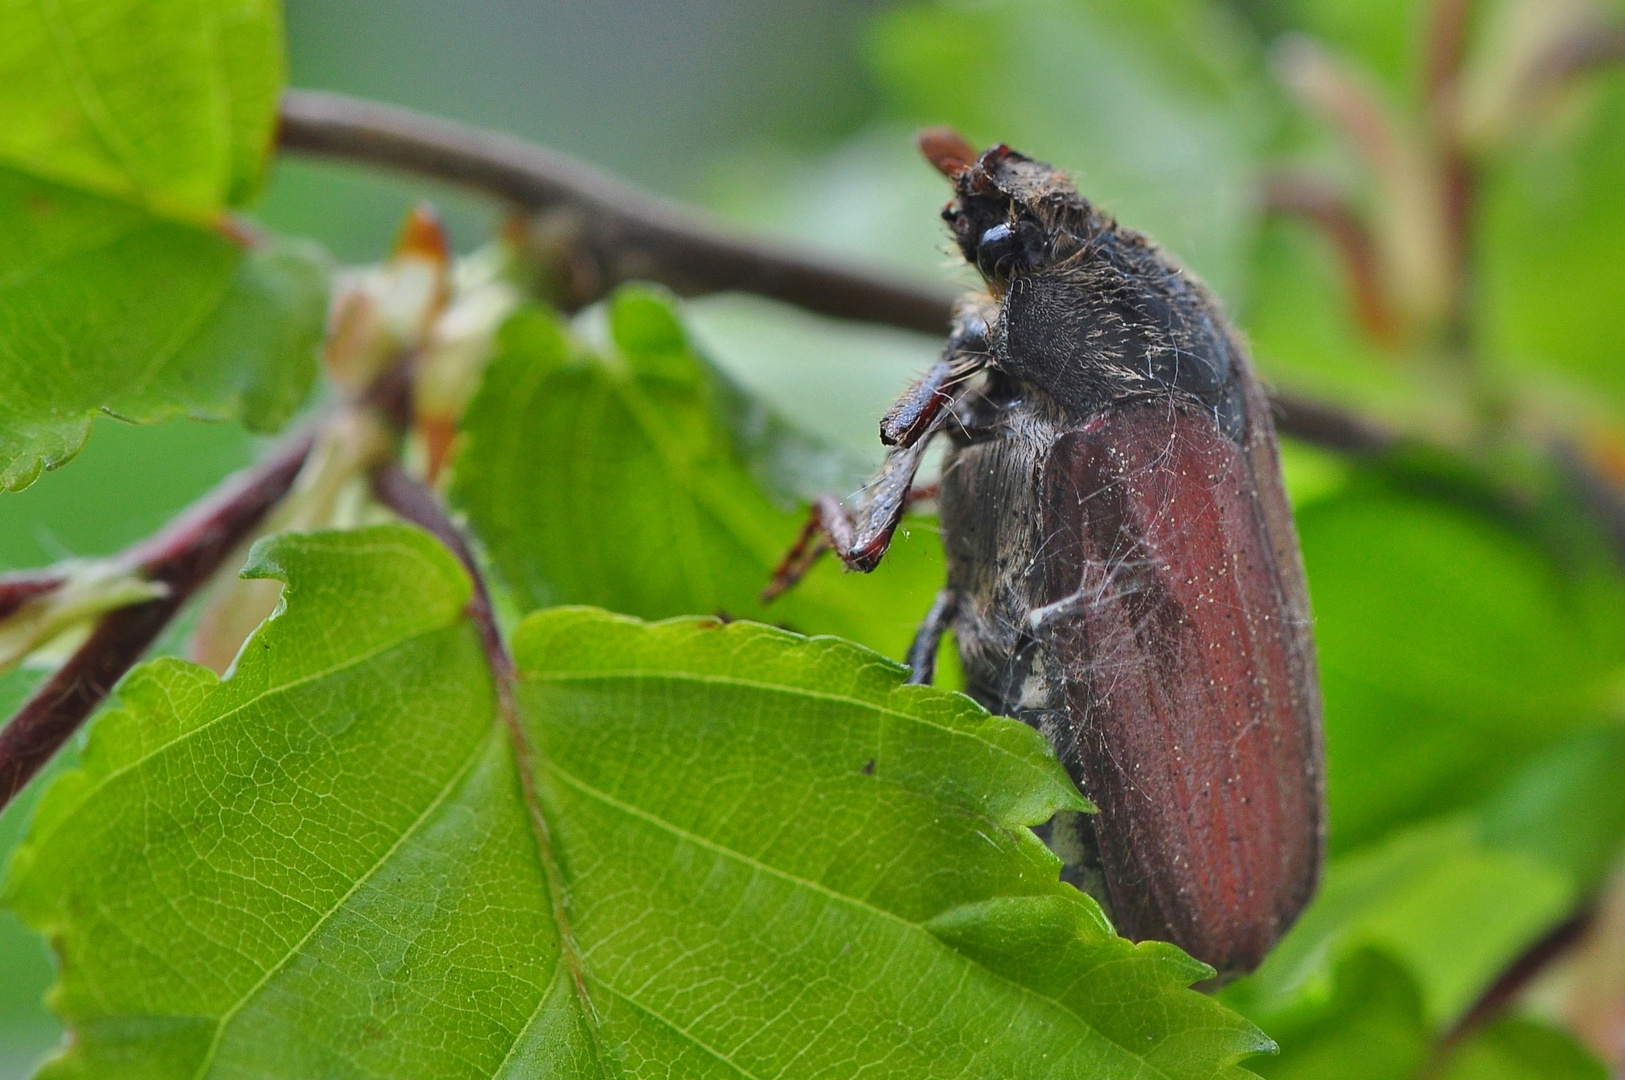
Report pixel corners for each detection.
[919,128,1090,286]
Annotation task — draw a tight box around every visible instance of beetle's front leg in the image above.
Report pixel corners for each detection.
[760,434,938,600]
[763,294,992,603]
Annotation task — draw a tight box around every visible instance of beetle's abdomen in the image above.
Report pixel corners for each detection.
[1038,399,1322,977]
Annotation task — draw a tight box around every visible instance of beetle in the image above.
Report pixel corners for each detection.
[764,130,1325,977]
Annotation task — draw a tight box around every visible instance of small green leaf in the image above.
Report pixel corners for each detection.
[453,297,945,661]
[4,524,1269,1078]
[0,171,327,491]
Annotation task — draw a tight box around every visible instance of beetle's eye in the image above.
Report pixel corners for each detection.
[976,222,1023,278]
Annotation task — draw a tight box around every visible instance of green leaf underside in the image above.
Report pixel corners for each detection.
[0,169,327,490]
[5,525,1268,1079]
[0,0,320,490]
[453,295,946,661]
[0,0,283,215]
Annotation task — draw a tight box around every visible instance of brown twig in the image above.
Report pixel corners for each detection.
[0,428,320,808]
[1270,391,1401,455]
[0,431,317,809]
[278,89,957,334]
[278,88,1420,464]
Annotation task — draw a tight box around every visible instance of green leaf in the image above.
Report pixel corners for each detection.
[1482,77,1625,417]
[453,294,946,661]
[1437,1018,1608,1080]
[1477,725,1625,895]
[0,0,323,491]
[1234,950,1431,1080]
[4,524,1268,1078]
[1231,950,1608,1080]
[0,0,283,215]
[0,170,327,490]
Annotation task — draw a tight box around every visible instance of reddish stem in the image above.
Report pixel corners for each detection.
[1262,172,1401,347]
[0,573,68,623]
[0,431,316,809]
[1424,0,1475,108]
[367,464,512,687]
[1423,0,1479,355]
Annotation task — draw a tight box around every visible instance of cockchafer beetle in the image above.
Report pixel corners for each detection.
[766,130,1325,978]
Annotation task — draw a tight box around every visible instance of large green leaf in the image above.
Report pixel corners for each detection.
[1234,949,1607,1080]
[453,292,946,661]
[0,0,324,491]
[4,525,1269,1078]
[1232,817,1575,1027]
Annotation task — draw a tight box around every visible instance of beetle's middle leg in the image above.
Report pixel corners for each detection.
[905,588,960,685]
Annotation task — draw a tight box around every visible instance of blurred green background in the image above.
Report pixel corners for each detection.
[4,0,1625,1076]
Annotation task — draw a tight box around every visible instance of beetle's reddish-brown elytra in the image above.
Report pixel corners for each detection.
[766,131,1325,978]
